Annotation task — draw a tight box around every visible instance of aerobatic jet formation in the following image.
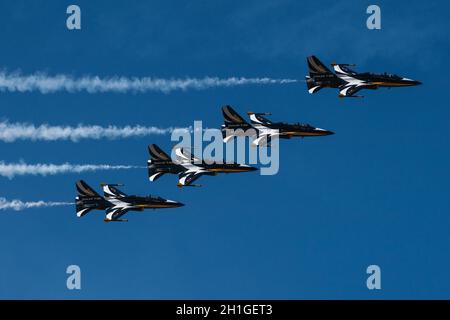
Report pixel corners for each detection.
[306,55,421,98]
[221,105,334,146]
[75,180,184,222]
[147,144,258,187]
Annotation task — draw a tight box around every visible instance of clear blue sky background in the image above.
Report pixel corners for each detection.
[0,0,449,299]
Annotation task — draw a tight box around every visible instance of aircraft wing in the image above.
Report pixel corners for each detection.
[104,206,131,222]
[223,128,258,143]
[248,112,272,126]
[174,147,201,164]
[178,170,209,186]
[252,134,275,146]
[338,84,368,97]
[102,184,127,198]
[332,63,357,76]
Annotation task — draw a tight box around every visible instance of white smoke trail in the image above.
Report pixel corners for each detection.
[0,71,297,94]
[0,162,142,179]
[0,121,189,142]
[0,197,73,211]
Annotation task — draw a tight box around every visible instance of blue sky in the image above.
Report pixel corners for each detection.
[0,0,449,299]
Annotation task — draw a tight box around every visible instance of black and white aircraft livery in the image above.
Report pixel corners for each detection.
[306,55,422,98]
[221,105,334,146]
[75,180,184,222]
[147,144,258,187]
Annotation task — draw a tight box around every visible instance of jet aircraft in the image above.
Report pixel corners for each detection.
[306,55,421,98]
[147,144,258,187]
[75,180,184,222]
[221,105,334,146]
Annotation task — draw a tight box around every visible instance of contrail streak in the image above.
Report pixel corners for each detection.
[0,162,143,179]
[0,121,189,142]
[0,71,297,94]
[0,197,73,211]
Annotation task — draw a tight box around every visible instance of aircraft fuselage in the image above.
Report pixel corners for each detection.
[107,195,184,209]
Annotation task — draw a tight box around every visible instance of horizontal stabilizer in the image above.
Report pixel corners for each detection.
[76,202,95,218]
[306,76,323,94]
[148,169,165,182]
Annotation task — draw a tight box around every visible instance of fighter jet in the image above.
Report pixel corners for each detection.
[221,105,334,146]
[306,55,421,98]
[75,180,184,222]
[147,144,258,187]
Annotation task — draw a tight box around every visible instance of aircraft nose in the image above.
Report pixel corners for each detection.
[316,128,335,136]
[241,165,258,172]
[402,78,422,86]
[166,199,185,207]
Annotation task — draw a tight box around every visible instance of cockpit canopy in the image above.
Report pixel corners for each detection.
[362,72,402,80]
[148,195,164,201]
[281,122,313,128]
[382,72,401,79]
[360,72,403,80]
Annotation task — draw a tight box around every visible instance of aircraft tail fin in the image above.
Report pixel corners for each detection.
[221,105,255,142]
[306,56,337,94]
[147,144,174,182]
[76,180,101,198]
[307,55,334,77]
[222,105,249,126]
[148,144,172,162]
[75,180,106,217]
